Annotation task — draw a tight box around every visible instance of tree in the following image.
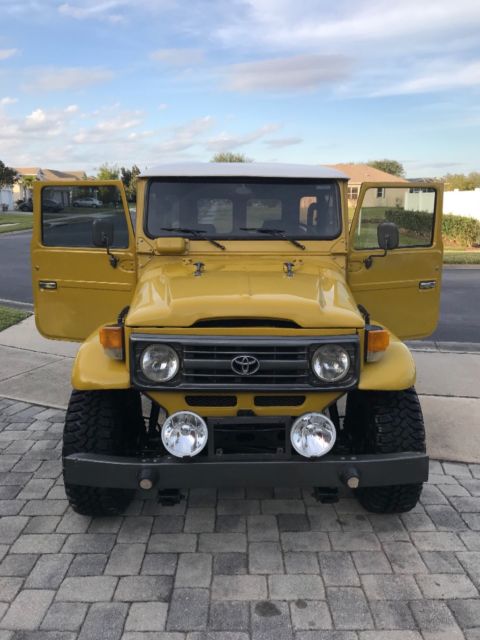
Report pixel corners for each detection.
[0,161,17,190]
[210,152,252,163]
[367,159,405,177]
[96,163,120,180]
[19,175,36,201]
[120,164,141,202]
[443,172,480,191]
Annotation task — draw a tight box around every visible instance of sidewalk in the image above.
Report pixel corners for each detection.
[1,315,480,463]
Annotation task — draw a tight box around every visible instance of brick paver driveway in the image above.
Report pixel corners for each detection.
[0,397,479,639]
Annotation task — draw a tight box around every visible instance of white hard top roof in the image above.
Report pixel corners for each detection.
[140,162,348,180]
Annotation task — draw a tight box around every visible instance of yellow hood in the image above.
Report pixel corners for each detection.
[126,258,363,329]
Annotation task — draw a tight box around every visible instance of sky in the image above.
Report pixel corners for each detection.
[1,0,480,176]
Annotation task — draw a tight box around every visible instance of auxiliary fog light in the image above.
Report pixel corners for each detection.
[290,412,336,458]
[161,411,208,458]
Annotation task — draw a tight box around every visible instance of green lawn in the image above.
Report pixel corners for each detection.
[0,306,31,332]
[444,250,480,264]
[0,214,33,234]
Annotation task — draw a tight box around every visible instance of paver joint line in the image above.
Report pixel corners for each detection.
[0,396,479,639]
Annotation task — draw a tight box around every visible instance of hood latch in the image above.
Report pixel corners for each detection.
[283,261,295,278]
[193,261,205,277]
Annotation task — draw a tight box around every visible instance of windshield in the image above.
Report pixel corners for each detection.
[146,179,341,240]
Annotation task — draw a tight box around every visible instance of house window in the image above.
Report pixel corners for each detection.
[348,186,359,200]
[376,188,384,198]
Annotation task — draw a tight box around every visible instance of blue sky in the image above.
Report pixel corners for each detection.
[1,0,479,176]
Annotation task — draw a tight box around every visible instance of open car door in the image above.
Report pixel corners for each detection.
[32,180,136,341]
[347,182,443,340]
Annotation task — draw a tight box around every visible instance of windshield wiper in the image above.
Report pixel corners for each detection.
[161,227,225,250]
[240,227,305,250]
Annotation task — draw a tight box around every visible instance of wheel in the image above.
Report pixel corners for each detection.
[345,387,425,513]
[63,389,143,516]
[73,202,79,207]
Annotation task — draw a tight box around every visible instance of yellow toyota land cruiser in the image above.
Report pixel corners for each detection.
[31,163,443,516]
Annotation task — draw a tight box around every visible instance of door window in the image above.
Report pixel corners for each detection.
[41,185,129,248]
[354,186,436,249]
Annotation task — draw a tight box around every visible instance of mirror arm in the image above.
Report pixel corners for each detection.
[107,249,118,269]
[101,232,118,269]
[364,249,387,270]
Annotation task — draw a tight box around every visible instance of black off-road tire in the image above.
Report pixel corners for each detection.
[63,389,142,516]
[345,387,425,514]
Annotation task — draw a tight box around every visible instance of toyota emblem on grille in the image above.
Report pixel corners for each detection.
[231,355,260,376]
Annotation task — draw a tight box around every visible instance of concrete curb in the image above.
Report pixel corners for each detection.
[443,263,480,269]
[0,297,34,312]
[407,340,480,353]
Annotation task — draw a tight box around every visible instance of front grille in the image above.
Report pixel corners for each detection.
[183,344,309,386]
[131,335,359,391]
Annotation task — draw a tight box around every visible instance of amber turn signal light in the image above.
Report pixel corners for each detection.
[99,325,124,360]
[366,328,389,362]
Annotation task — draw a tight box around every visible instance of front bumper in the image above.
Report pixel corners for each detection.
[63,451,429,490]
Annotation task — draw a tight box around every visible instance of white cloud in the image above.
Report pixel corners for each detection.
[263,136,302,148]
[24,67,114,92]
[65,104,79,113]
[225,54,352,92]
[155,116,214,153]
[150,48,204,67]
[25,108,47,126]
[0,96,18,106]
[0,48,18,61]
[206,123,280,152]
[58,1,126,22]
[216,0,480,52]
[373,59,480,96]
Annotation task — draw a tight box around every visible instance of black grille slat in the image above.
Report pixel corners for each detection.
[184,359,308,370]
[185,395,237,407]
[254,396,306,406]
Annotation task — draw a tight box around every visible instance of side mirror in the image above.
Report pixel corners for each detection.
[92,218,114,248]
[377,221,399,251]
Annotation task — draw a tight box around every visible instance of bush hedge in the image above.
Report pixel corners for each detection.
[384,209,480,247]
[385,209,432,235]
[442,213,480,246]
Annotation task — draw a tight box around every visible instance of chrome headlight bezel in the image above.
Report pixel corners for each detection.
[311,343,351,383]
[139,344,180,383]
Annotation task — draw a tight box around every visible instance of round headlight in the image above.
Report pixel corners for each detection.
[290,412,336,458]
[140,344,179,382]
[312,344,350,382]
[161,411,208,458]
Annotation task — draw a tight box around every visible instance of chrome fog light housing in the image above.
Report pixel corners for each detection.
[140,344,179,382]
[161,411,208,458]
[290,412,336,458]
[312,344,350,382]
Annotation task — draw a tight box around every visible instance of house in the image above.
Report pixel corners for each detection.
[0,186,14,211]
[13,168,87,205]
[327,163,408,207]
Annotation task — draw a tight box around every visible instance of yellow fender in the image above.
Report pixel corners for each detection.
[358,334,416,391]
[72,330,129,390]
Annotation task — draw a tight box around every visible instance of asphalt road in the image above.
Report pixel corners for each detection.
[1,230,479,343]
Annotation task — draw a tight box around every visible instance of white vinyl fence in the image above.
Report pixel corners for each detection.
[443,188,480,220]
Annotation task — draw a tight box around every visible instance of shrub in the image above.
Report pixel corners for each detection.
[385,209,433,235]
[442,214,480,247]
[385,210,480,247]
